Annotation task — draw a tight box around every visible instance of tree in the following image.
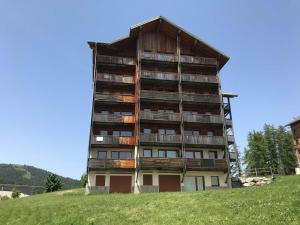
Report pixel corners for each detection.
[45,173,62,192]
[263,124,279,171]
[80,173,87,187]
[11,188,20,199]
[231,149,242,177]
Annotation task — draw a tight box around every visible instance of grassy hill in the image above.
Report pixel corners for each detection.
[0,164,81,191]
[0,176,299,225]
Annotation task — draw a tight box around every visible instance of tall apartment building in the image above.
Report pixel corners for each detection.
[86,17,238,193]
[286,116,300,174]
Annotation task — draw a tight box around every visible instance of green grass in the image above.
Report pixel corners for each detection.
[0,176,299,225]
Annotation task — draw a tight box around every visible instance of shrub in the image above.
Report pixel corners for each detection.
[45,173,62,192]
[11,188,21,199]
[80,173,87,187]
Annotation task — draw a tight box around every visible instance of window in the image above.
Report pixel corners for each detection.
[167,150,177,158]
[144,109,151,112]
[119,151,132,159]
[185,151,194,159]
[184,130,193,136]
[143,149,152,157]
[193,131,200,136]
[207,131,214,137]
[121,112,132,115]
[143,128,151,134]
[114,112,121,115]
[98,151,107,159]
[158,150,165,158]
[113,131,120,136]
[195,151,203,159]
[165,110,174,113]
[120,131,132,137]
[208,151,218,159]
[143,174,153,185]
[211,176,220,187]
[166,129,175,135]
[158,129,165,135]
[111,151,119,159]
[100,111,109,115]
[100,130,108,136]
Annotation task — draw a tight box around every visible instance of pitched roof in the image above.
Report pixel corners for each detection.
[88,16,230,68]
[286,116,300,126]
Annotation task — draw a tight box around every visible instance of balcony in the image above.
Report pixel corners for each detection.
[184,135,225,146]
[229,152,237,162]
[141,71,178,81]
[91,135,135,146]
[97,55,135,65]
[183,113,223,124]
[180,55,218,66]
[95,93,136,103]
[138,157,184,170]
[185,159,228,171]
[96,73,134,84]
[140,90,179,102]
[227,135,235,143]
[182,93,220,104]
[225,119,233,127]
[88,158,135,170]
[140,111,181,123]
[141,52,177,62]
[93,114,135,124]
[181,74,218,84]
[140,134,182,145]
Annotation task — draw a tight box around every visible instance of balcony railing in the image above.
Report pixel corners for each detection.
[97,55,135,65]
[229,152,237,162]
[91,135,135,145]
[140,90,179,102]
[141,71,178,81]
[140,111,181,122]
[140,134,182,144]
[185,159,227,171]
[180,55,218,66]
[227,135,235,143]
[93,114,135,124]
[96,73,134,84]
[141,52,177,62]
[225,119,233,127]
[138,157,184,169]
[181,74,218,84]
[88,158,135,170]
[183,113,223,124]
[184,135,225,146]
[95,93,136,103]
[182,93,220,104]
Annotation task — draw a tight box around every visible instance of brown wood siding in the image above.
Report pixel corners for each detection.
[143,174,153,185]
[159,175,181,192]
[142,31,176,53]
[96,175,105,186]
[109,176,132,193]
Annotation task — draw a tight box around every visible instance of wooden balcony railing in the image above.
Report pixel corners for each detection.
[140,134,182,144]
[229,152,237,162]
[184,135,225,146]
[225,119,233,127]
[141,71,178,81]
[138,157,184,169]
[97,55,135,65]
[91,135,135,145]
[182,93,220,104]
[93,114,135,124]
[185,159,227,171]
[95,93,136,103]
[181,74,218,84]
[141,52,177,62]
[183,113,223,124]
[180,55,218,66]
[140,90,179,102]
[88,158,135,170]
[140,111,181,122]
[227,135,235,143]
[96,73,134,84]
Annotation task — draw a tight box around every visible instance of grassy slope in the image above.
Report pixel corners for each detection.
[0,176,299,225]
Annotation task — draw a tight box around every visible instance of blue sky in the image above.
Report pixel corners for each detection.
[0,0,299,179]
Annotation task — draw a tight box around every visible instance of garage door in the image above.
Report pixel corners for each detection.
[110,176,132,193]
[159,175,181,192]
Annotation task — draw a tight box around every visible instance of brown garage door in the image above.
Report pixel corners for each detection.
[110,176,132,193]
[159,175,181,192]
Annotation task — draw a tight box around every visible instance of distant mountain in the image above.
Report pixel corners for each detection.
[0,164,81,192]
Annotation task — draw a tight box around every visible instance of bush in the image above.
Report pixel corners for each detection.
[11,188,21,199]
[45,173,62,192]
[80,173,87,187]
[0,196,10,200]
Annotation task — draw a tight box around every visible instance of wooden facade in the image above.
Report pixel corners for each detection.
[87,16,237,193]
[287,117,300,167]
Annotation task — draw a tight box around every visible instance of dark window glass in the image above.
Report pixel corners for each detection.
[195,151,203,159]
[100,130,108,136]
[158,129,165,135]
[208,151,217,159]
[207,131,214,137]
[167,150,177,158]
[158,150,165,158]
[184,130,193,136]
[166,129,175,135]
[98,151,107,159]
[120,131,132,137]
[185,151,194,159]
[143,149,152,157]
[211,176,220,187]
[119,151,132,159]
[193,131,200,136]
[111,152,119,159]
[143,129,151,134]
[121,112,132,115]
[113,131,120,136]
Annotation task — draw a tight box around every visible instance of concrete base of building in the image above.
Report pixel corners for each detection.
[138,185,159,193]
[85,186,109,194]
[295,167,300,175]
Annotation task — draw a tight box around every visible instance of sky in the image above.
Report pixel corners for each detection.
[0,0,299,179]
